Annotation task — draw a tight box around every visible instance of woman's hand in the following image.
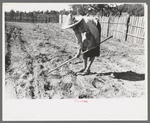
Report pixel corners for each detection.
[75,52,80,58]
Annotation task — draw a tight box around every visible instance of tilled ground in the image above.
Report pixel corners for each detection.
[5,22,146,99]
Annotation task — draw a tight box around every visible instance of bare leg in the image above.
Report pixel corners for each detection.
[82,54,87,70]
[76,54,87,73]
[85,56,95,72]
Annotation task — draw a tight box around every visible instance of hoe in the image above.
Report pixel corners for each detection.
[48,35,113,74]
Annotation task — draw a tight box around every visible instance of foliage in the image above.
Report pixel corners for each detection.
[119,4,144,16]
[60,9,69,15]
[69,4,144,16]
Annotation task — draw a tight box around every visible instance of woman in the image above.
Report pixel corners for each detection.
[61,14,101,75]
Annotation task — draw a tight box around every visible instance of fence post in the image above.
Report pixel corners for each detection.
[59,14,62,24]
[107,16,111,37]
[125,15,130,41]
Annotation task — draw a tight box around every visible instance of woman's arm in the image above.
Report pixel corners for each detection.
[74,32,82,58]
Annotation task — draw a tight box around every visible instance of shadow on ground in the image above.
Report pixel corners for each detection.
[97,71,145,81]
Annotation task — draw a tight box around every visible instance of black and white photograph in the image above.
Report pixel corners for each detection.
[3,2,148,121]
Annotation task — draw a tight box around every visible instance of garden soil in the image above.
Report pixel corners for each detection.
[5,22,146,99]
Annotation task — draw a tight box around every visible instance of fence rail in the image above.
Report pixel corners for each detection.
[128,23,144,29]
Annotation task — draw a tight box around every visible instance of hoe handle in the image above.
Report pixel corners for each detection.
[83,35,113,54]
[48,56,76,73]
[100,35,113,44]
[48,35,113,73]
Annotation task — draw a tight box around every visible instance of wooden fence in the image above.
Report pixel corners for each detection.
[127,16,145,44]
[5,14,59,23]
[60,14,145,44]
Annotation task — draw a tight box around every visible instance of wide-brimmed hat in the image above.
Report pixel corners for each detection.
[61,14,83,29]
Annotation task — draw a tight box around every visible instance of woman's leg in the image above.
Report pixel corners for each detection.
[76,54,87,73]
[83,54,88,70]
[85,56,95,72]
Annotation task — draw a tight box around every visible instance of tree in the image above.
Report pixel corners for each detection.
[60,9,69,15]
[70,4,117,16]
[88,4,108,16]
[44,10,49,14]
[69,4,144,17]
[10,9,15,21]
[121,4,144,16]
[49,10,59,15]
[28,12,34,22]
